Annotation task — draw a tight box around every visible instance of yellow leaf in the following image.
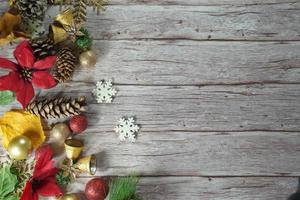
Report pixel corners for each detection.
[0,11,21,36]
[0,110,46,149]
[0,11,27,45]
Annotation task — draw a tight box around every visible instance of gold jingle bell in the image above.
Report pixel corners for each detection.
[49,24,69,44]
[57,194,79,200]
[55,9,74,26]
[50,9,73,43]
[50,8,84,43]
[74,154,97,175]
[64,138,84,160]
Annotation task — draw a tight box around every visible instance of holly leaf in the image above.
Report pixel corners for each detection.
[3,195,19,200]
[0,166,18,198]
[0,91,15,105]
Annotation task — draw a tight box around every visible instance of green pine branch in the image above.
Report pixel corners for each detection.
[109,176,143,200]
[56,170,72,188]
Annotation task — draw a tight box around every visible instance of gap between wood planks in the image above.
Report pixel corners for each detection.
[114,129,300,133]
[102,0,300,7]
[50,0,299,7]
[77,175,300,178]
[70,80,300,87]
[93,38,300,42]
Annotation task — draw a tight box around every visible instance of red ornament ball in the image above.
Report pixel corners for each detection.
[85,178,108,200]
[69,115,88,133]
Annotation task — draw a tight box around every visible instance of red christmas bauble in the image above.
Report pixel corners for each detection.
[69,115,88,133]
[85,178,108,200]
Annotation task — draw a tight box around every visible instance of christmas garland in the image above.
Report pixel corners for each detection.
[0,1,143,200]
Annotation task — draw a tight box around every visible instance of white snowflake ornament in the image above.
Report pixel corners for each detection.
[114,117,140,142]
[92,79,117,103]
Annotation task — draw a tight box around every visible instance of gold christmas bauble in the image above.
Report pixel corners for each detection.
[57,194,79,200]
[79,50,97,68]
[50,123,71,142]
[7,135,32,160]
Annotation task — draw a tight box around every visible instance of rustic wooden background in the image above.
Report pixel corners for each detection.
[1,0,300,199]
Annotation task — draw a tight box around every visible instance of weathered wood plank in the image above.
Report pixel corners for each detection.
[70,131,300,176]
[44,3,300,41]
[0,84,298,132]
[0,0,298,198]
[63,177,298,200]
[91,3,300,40]
[108,0,298,6]
[1,83,300,131]
[86,84,300,131]
[1,1,299,41]
[1,40,300,85]
[2,131,299,176]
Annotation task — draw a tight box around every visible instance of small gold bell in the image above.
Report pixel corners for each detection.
[74,154,97,175]
[55,9,74,27]
[64,139,84,160]
[49,24,69,44]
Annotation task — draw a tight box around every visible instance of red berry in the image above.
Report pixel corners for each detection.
[85,178,108,200]
[69,115,88,133]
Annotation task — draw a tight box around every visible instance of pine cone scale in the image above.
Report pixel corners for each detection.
[26,96,86,119]
[30,37,56,60]
[54,48,77,83]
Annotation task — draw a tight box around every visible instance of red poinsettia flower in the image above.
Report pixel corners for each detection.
[20,145,62,200]
[0,41,57,108]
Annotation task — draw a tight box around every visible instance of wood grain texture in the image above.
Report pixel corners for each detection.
[71,131,300,176]
[63,177,298,200]
[90,3,300,40]
[42,2,300,41]
[0,1,299,199]
[0,131,299,176]
[0,84,297,132]
[108,0,298,6]
[1,40,300,85]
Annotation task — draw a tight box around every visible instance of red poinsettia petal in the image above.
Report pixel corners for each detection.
[35,145,53,169]
[33,56,57,70]
[14,41,35,68]
[16,82,34,108]
[34,145,59,180]
[0,57,17,71]
[35,164,59,181]
[35,176,62,197]
[20,180,38,200]
[0,71,24,92]
[32,71,57,89]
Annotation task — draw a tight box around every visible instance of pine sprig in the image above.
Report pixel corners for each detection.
[109,176,142,200]
[74,0,87,23]
[10,159,34,198]
[90,0,108,14]
[52,0,108,15]
[56,170,72,188]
